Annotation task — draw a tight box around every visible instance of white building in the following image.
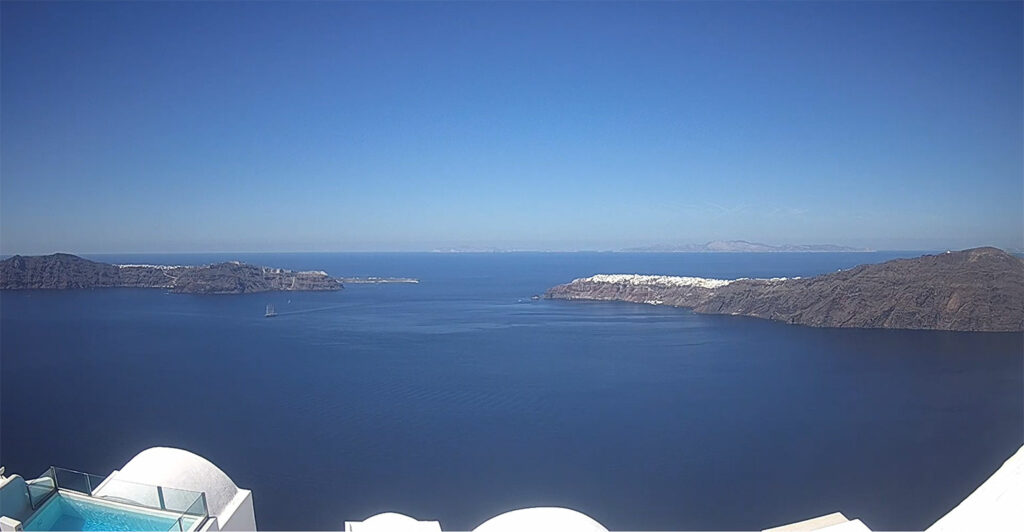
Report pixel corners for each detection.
[0,447,255,532]
[2,444,1021,531]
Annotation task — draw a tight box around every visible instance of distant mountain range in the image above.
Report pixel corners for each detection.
[546,247,1024,332]
[621,240,870,252]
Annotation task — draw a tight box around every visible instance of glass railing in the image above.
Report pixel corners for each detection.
[167,495,209,532]
[52,467,106,496]
[26,469,56,510]
[32,467,208,531]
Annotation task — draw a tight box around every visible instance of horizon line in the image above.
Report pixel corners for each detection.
[3,247,1019,257]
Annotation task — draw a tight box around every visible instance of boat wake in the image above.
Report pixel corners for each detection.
[269,304,351,317]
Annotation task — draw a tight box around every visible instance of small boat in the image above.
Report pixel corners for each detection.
[265,304,277,318]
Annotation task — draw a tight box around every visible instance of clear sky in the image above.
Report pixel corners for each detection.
[1,1,1021,253]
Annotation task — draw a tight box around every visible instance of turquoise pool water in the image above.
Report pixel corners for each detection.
[23,493,198,531]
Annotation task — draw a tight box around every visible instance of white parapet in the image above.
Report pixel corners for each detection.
[473,507,609,532]
[6,443,1022,532]
[345,512,441,531]
[763,512,871,532]
[763,512,854,531]
[100,447,257,532]
[927,444,1024,532]
[0,516,23,532]
[762,445,1024,532]
[345,507,608,532]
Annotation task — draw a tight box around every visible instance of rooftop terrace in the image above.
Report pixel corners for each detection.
[0,448,255,532]
[2,445,1021,531]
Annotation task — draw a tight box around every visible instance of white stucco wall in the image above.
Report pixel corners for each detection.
[101,447,256,531]
[345,512,441,531]
[927,444,1024,532]
[473,507,608,532]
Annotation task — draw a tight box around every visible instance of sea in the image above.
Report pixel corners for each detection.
[1,252,1021,531]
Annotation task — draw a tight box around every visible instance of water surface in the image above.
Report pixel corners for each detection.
[2,252,1021,530]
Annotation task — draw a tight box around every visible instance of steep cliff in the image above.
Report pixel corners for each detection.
[0,254,343,294]
[546,248,1024,332]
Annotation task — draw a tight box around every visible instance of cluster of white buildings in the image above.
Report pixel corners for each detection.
[1,445,1021,531]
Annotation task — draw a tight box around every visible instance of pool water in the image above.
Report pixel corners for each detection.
[23,493,198,531]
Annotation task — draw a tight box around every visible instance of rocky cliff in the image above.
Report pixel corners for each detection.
[546,248,1024,332]
[0,254,343,294]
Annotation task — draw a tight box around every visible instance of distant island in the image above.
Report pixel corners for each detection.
[0,253,356,294]
[338,277,419,284]
[621,240,871,253]
[546,247,1024,332]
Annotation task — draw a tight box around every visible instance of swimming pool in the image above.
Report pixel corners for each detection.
[23,492,200,531]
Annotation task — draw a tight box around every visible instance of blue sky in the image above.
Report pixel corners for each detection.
[1,1,1021,253]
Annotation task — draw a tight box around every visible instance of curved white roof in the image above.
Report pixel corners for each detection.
[107,447,243,518]
[345,512,441,531]
[474,507,608,532]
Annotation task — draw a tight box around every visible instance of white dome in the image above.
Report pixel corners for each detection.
[474,507,609,532]
[346,512,441,531]
[106,447,242,518]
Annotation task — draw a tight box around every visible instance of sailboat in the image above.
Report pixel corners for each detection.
[265,304,277,318]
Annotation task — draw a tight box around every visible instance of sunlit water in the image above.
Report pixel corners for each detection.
[2,252,1021,530]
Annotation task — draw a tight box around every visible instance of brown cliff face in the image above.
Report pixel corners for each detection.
[0,254,343,294]
[0,254,122,289]
[546,248,1024,332]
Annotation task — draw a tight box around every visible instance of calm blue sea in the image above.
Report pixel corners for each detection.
[2,252,1021,531]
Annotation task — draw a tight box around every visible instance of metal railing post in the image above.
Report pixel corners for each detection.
[158,485,166,510]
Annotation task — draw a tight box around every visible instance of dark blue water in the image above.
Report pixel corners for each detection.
[2,253,1021,531]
